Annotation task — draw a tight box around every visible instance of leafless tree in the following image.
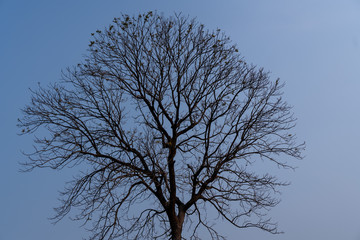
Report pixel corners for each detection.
[19,12,303,240]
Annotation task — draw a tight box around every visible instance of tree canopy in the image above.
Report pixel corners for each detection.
[19,12,303,240]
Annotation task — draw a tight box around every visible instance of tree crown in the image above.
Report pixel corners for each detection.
[19,12,303,240]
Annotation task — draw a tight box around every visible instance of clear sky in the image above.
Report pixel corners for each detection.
[2,0,360,239]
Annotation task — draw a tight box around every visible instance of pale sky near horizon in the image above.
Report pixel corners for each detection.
[2,1,360,239]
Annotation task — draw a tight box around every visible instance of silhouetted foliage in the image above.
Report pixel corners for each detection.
[19,12,303,240]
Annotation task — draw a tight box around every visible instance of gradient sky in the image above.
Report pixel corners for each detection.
[2,0,360,239]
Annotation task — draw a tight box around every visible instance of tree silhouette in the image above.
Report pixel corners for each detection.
[19,12,303,240]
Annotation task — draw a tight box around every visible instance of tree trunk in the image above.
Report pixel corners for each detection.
[170,209,185,240]
[172,226,182,240]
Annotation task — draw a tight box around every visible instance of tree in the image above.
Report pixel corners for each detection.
[19,12,303,240]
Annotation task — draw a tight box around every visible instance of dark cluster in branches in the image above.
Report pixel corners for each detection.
[19,12,303,240]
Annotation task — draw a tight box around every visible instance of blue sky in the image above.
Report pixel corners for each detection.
[2,0,360,239]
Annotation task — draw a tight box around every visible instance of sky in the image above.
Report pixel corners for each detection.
[1,0,360,239]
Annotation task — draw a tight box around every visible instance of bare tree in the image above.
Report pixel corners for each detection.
[19,12,303,240]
